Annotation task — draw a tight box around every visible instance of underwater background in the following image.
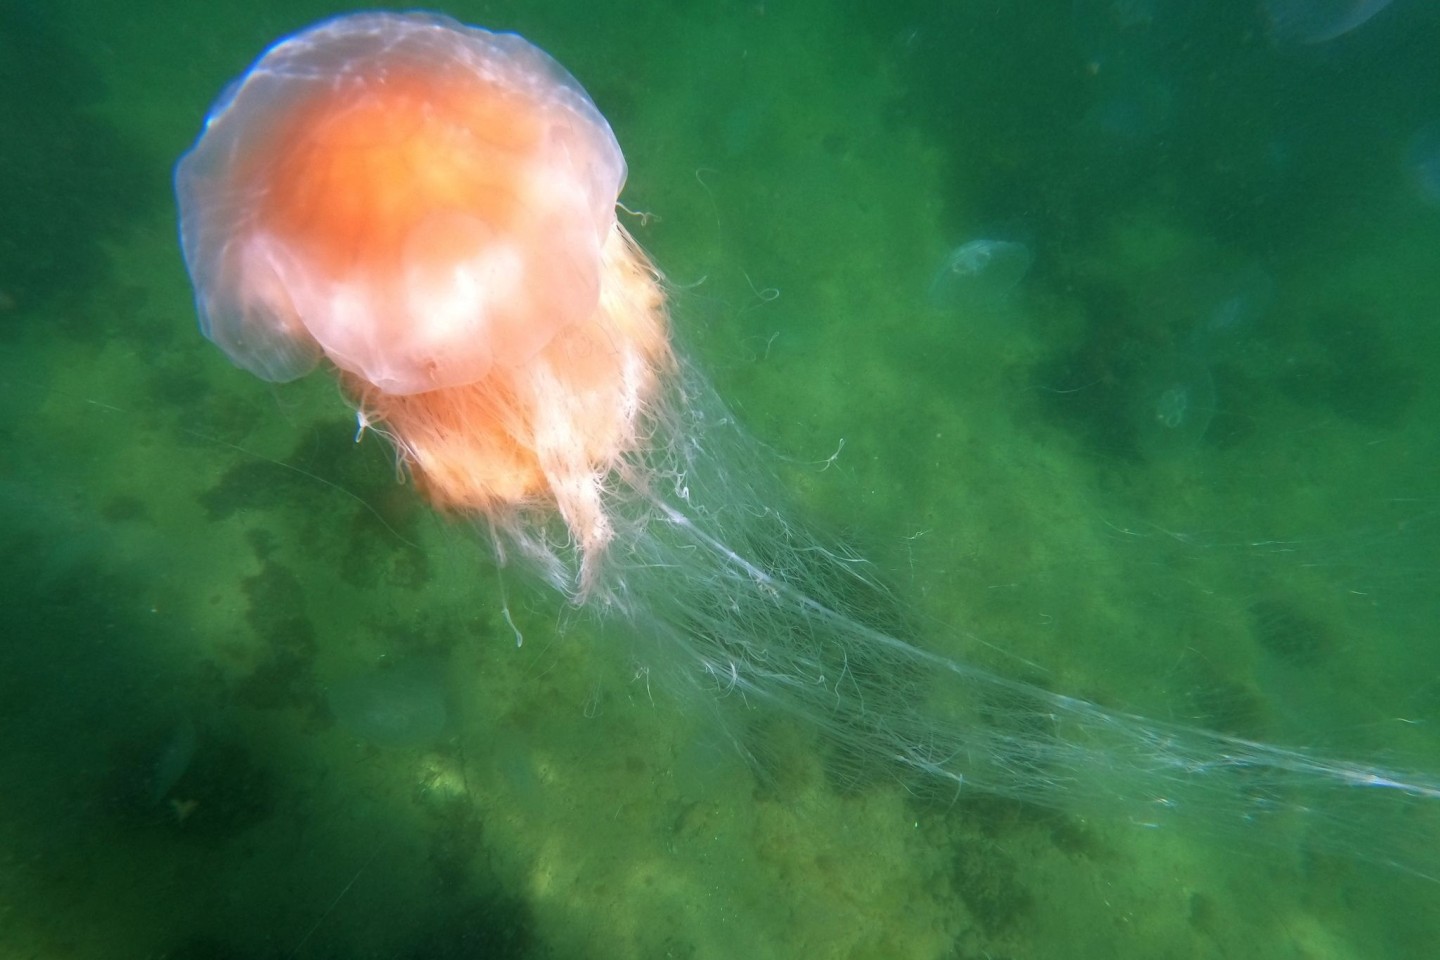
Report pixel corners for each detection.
[3,0,1440,957]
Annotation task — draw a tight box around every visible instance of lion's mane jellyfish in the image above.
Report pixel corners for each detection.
[177,11,1440,882]
[175,11,670,592]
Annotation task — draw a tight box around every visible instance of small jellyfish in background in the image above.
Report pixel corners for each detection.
[1071,0,1185,155]
[1263,0,1396,44]
[1082,80,1174,145]
[1131,268,1272,462]
[1071,0,1198,73]
[1406,122,1440,208]
[327,661,449,750]
[928,238,1033,311]
[1133,342,1217,461]
[1203,267,1274,340]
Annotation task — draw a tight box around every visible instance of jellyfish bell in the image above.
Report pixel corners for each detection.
[176,11,631,391]
[175,11,672,591]
[1264,0,1395,44]
[927,237,1033,310]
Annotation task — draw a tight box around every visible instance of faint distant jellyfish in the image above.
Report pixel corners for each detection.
[1407,122,1440,208]
[1131,266,1275,461]
[1133,334,1217,461]
[327,662,449,749]
[151,718,199,804]
[928,238,1033,310]
[1264,0,1395,44]
[1153,384,1191,429]
[1080,68,1175,147]
[1203,265,1275,340]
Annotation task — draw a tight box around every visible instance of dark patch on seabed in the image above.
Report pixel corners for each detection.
[199,417,433,589]
[1250,596,1334,667]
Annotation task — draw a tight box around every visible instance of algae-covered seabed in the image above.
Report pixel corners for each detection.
[4,0,1440,957]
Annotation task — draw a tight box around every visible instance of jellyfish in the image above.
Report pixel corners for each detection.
[927,238,1033,311]
[1407,121,1440,208]
[175,11,667,595]
[176,12,1440,880]
[1130,267,1273,462]
[1133,346,1217,461]
[327,661,449,749]
[1264,0,1396,44]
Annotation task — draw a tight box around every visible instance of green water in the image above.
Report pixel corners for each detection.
[3,0,1439,957]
